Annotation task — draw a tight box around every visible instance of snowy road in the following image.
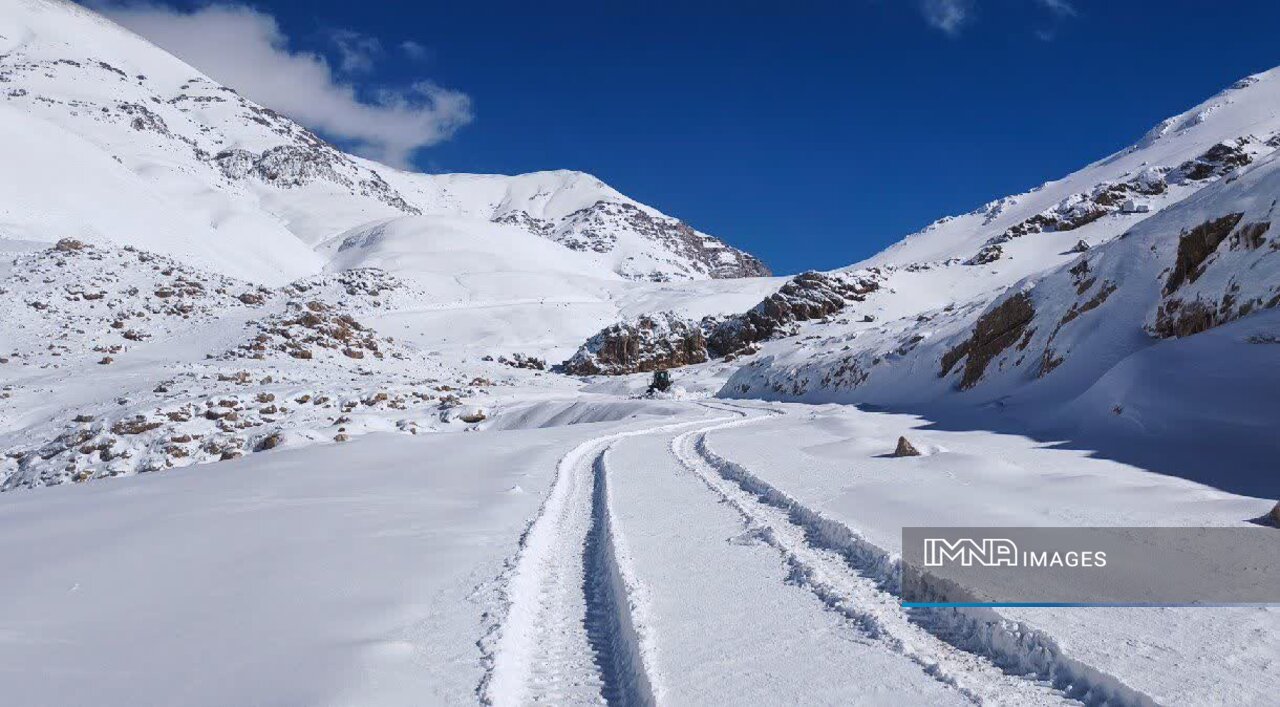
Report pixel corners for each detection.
[478,402,1178,706]
[0,398,1273,706]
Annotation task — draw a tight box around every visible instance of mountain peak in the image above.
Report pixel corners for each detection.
[0,0,768,284]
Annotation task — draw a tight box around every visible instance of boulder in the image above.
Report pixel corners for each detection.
[892,436,921,457]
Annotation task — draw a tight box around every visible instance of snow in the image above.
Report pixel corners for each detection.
[0,1,766,284]
[1,0,1277,704]
[0,425,589,706]
[701,404,1279,704]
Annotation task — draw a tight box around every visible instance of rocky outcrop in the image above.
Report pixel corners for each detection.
[1163,213,1245,295]
[224,300,390,362]
[965,244,1003,266]
[939,292,1036,390]
[1174,140,1253,181]
[707,271,879,357]
[1150,212,1280,339]
[561,271,879,375]
[560,311,708,375]
[497,201,770,281]
[212,145,420,214]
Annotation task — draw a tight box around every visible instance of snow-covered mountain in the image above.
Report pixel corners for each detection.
[709,68,1280,495]
[0,0,767,284]
[2,3,1278,705]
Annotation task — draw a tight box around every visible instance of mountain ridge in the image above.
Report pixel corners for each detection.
[0,0,768,284]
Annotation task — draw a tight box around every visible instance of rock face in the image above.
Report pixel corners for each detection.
[560,311,708,375]
[1152,213,1278,339]
[561,270,880,376]
[892,436,921,457]
[965,140,1256,267]
[707,271,879,357]
[1271,501,1280,526]
[939,292,1036,390]
[498,201,771,281]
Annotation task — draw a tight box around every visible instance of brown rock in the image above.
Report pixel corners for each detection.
[257,433,284,451]
[892,436,921,457]
[54,238,88,252]
[939,292,1036,390]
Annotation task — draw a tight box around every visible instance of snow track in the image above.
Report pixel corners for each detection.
[481,417,725,706]
[680,403,1159,707]
[582,446,655,706]
[482,403,1163,705]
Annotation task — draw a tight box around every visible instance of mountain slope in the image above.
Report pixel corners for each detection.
[0,0,767,283]
[715,72,1280,493]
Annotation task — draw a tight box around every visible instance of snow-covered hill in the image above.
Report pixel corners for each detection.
[714,70,1280,495]
[1,3,1277,704]
[0,0,767,284]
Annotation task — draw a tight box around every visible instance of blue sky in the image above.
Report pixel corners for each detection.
[100,1,1280,275]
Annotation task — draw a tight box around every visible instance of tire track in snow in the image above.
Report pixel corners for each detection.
[680,402,1158,707]
[582,446,654,706]
[479,416,728,706]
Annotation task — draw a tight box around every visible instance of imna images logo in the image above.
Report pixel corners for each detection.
[922,537,1106,568]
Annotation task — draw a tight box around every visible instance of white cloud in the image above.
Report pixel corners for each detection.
[920,0,972,36]
[1035,0,1077,17]
[96,3,472,169]
[329,29,381,74]
[400,40,429,61]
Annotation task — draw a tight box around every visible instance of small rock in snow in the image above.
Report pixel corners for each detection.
[892,436,922,457]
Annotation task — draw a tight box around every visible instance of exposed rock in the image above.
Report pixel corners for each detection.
[256,433,283,451]
[1152,298,1220,339]
[939,292,1036,390]
[497,353,546,371]
[561,311,708,375]
[1270,501,1280,526]
[1230,221,1271,250]
[225,300,387,362]
[458,410,487,424]
[562,271,879,375]
[1175,140,1252,181]
[892,436,921,457]
[110,416,162,435]
[1070,239,1091,253]
[212,145,420,214]
[707,271,879,357]
[965,244,1003,266]
[54,238,87,252]
[500,200,771,281]
[1164,213,1244,295]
